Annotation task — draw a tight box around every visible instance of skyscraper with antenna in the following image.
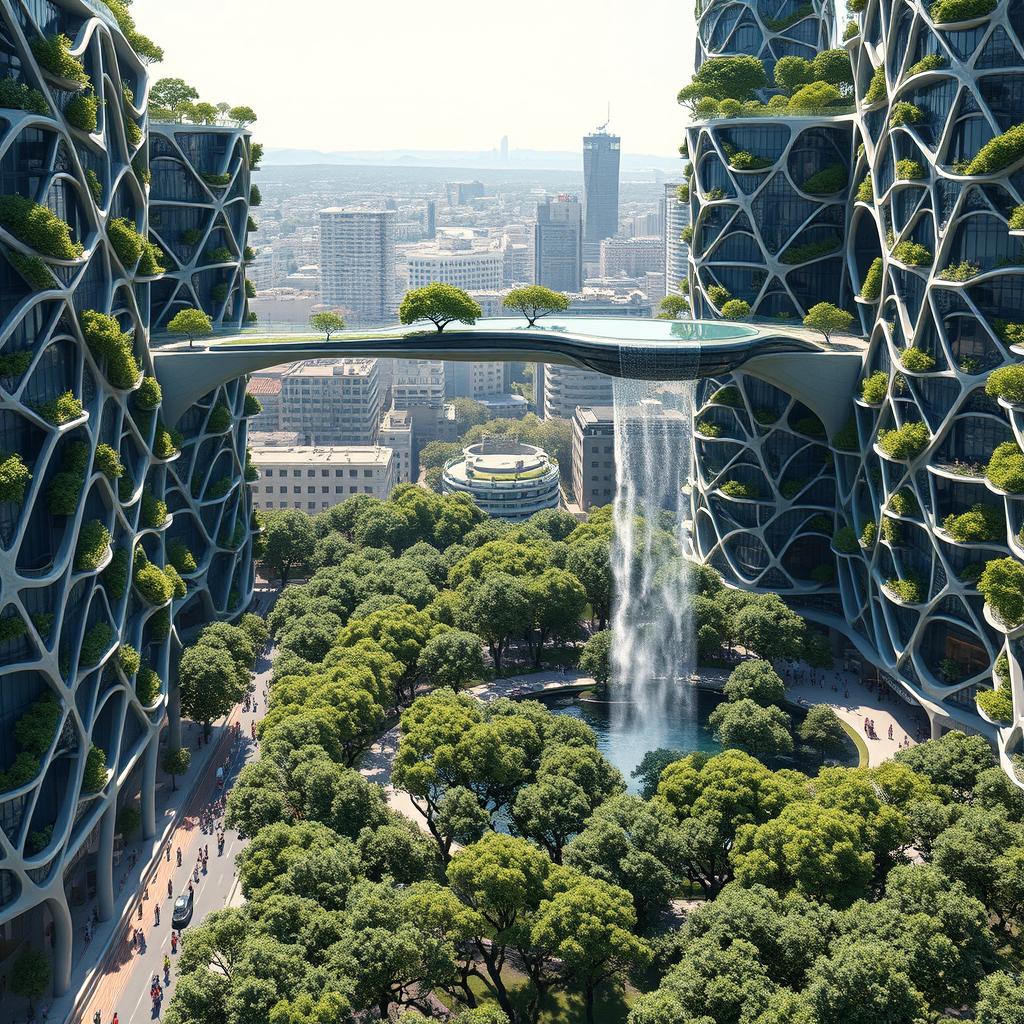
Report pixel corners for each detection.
[582,107,621,264]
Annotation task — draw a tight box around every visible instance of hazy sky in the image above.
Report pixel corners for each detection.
[131,0,695,156]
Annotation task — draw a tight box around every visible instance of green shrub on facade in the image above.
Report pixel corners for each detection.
[908,53,946,74]
[75,520,110,571]
[802,164,848,194]
[0,451,31,503]
[208,403,232,433]
[860,370,888,403]
[117,644,141,677]
[250,185,262,207]
[168,541,197,574]
[152,425,179,460]
[860,257,884,299]
[243,393,262,417]
[886,575,924,603]
[148,607,170,643]
[833,418,859,450]
[888,489,919,516]
[81,623,114,667]
[202,172,231,187]
[892,241,932,266]
[82,745,107,792]
[711,385,742,407]
[165,564,186,599]
[900,347,936,371]
[681,225,694,244]
[986,365,1024,403]
[0,350,31,378]
[865,65,887,103]
[890,102,924,127]
[995,320,1024,346]
[930,0,996,21]
[136,666,161,705]
[855,175,873,203]
[895,159,925,180]
[0,614,26,644]
[140,488,168,528]
[878,421,930,459]
[47,441,89,516]
[8,250,54,290]
[211,283,229,302]
[781,236,841,264]
[729,150,771,170]
[964,123,1024,176]
[880,517,901,544]
[30,34,88,85]
[696,420,722,437]
[938,261,981,281]
[35,390,83,425]
[1010,206,1024,230]
[721,299,751,319]
[138,240,165,276]
[207,245,233,263]
[80,310,140,389]
[94,443,123,480]
[134,376,162,411]
[104,548,129,599]
[834,526,858,553]
[0,75,49,115]
[721,479,758,498]
[996,651,1011,685]
[65,89,98,132]
[843,19,859,38]
[944,503,1004,542]
[987,442,1024,492]
[979,557,1024,626]
[108,217,145,267]
[0,195,83,260]
[134,561,173,605]
[707,284,731,307]
[977,687,1014,723]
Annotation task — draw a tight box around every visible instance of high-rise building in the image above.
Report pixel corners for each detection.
[392,359,445,411]
[571,406,616,511]
[582,130,621,262]
[319,208,397,324]
[445,360,512,399]
[663,182,690,296]
[599,236,664,278]
[535,195,583,293]
[404,242,505,292]
[279,359,382,445]
[424,199,437,239]
[379,408,414,484]
[538,364,615,421]
[445,180,486,206]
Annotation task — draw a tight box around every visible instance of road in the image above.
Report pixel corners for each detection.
[76,646,274,1024]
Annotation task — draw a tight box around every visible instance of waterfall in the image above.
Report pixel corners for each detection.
[609,378,697,748]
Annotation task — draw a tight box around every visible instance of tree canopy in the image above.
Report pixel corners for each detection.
[399,283,483,332]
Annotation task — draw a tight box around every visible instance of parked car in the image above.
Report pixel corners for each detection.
[172,890,193,928]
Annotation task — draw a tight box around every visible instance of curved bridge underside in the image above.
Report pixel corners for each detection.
[152,316,864,429]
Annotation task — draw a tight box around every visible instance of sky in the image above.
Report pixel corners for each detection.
[131,0,696,157]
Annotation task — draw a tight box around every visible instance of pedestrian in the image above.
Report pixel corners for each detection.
[113,1013,119,1024]
[167,879,173,899]
[154,904,160,926]
[93,1012,101,1024]
[193,866,199,883]
[188,882,193,897]
[137,902,142,920]
[171,932,178,954]
[165,847,170,863]
[176,847,182,867]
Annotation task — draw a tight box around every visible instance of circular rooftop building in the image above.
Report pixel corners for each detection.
[442,440,561,520]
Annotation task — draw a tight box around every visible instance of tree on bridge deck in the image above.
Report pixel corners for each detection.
[502,285,570,326]
[310,310,345,340]
[399,283,482,333]
[167,307,213,348]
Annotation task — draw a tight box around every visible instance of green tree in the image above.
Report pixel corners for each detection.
[417,629,485,690]
[803,301,855,342]
[678,54,769,105]
[150,77,198,121]
[733,593,806,660]
[565,539,613,628]
[502,285,570,326]
[630,747,685,799]
[723,659,785,706]
[260,509,316,585]
[527,567,587,667]
[531,876,652,1024]
[773,55,815,93]
[708,698,793,758]
[579,629,613,688]
[420,440,463,471]
[179,643,249,737]
[451,397,489,431]
[894,730,995,798]
[658,293,691,319]
[229,104,258,126]
[458,572,532,672]
[399,283,482,332]
[309,310,345,339]
[166,307,213,348]
[977,971,1024,1024]
[798,705,848,760]
[162,745,191,791]
[10,947,50,1009]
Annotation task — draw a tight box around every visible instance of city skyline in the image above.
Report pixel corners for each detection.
[131,0,694,157]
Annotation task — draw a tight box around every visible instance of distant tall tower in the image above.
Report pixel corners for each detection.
[424,199,436,239]
[535,195,582,293]
[319,208,397,324]
[500,135,509,162]
[582,124,621,263]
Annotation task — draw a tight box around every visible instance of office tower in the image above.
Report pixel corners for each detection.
[500,135,509,161]
[392,359,446,410]
[379,409,414,484]
[279,359,382,445]
[599,236,664,278]
[663,182,691,296]
[319,209,397,324]
[571,406,617,511]
[582,129,621,262]
[534,195,583,293]
[445,180,486,206]
[248,446,397,512]
[424,199,437,239]
[538,364,614,421]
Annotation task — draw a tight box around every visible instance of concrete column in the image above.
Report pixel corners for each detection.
[96,802,116,921]
[167,681,181,751]
[142,732,158,839]
[49,896,73,995]
[928,711,944,741]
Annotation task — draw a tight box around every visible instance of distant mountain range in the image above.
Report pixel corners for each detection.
[263,147,683,174]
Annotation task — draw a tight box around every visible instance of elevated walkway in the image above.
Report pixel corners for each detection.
[151,316,865,430]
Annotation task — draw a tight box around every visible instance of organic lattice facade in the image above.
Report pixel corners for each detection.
[0,0,253,991]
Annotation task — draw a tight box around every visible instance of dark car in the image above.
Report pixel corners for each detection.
[172,891,193,928]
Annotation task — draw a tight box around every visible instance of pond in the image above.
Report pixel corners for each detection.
[537,685,859,792]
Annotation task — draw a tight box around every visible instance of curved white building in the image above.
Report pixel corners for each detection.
[442,441,560,520]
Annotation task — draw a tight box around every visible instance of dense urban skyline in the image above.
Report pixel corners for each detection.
[131,0,693,157]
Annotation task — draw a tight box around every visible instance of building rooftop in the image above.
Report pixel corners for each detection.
[282,359,377,378]
[576,405,615,426]
[251,445,393,466]
[247,377,282,396]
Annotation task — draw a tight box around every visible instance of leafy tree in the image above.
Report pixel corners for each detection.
[162,746,191,791]
[420,440,463,471]
[260,509,316,584]
[798,705,848,760]
[278,611,342,664]
[10,947,50,1008]
[149,77,199,121]
[526,567,587,667]
[309,311,345,339]
[658,293,691,319]
[399,283,482,332]
[774,55,815,93]
[179,643,249,737]
[502,285,570,326]
[450,397,489,431]
[531,876,652,1024]
[732,593,806,660]
[229,104,258,126]
[631,747,685,798]
[708,698,793,758]
[894,730,995,798]
[457,572,532,672]
[678,54,769,106]
[579,629,613,688]
[723,659,785,706]
[417,629,485,689]
[803,302,854,342]
[166,307,213,347]
[528,508,579,541]
[565,538,613,628]
[511,773,593,863]
[976,971,1024,1024]
[812,48,854,87]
